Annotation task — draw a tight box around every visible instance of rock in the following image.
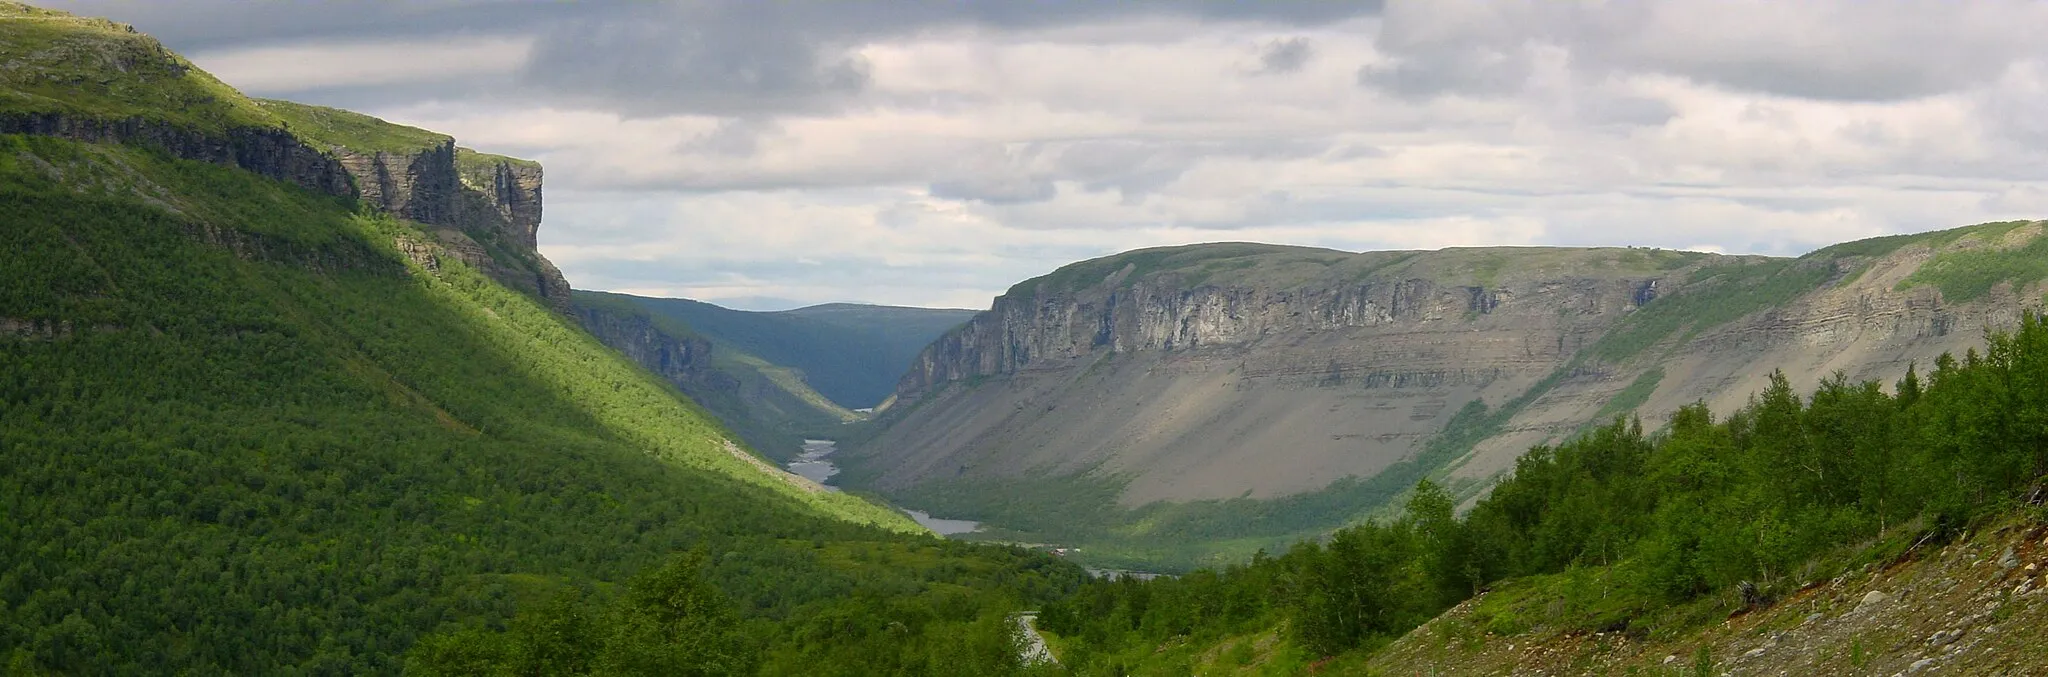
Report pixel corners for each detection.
[2000,547,2020,570]
[1663,655,1677,664]
[1910,658,1936,673]
[1804,612,1823,625]
[1742,647,1767,659]
[1928,629,1961,647]
[1860,590,1892,610]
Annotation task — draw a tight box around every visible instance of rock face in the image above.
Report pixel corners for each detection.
[331,141,458,225]
[310,139,570,313]
[856,232,2046,508]
[575,305,725,390]
[0,111,352,197]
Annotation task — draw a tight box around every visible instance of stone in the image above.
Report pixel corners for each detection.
[1910,658,1936,672]
[2000,547,2020,571]
[1860,590,1892,609]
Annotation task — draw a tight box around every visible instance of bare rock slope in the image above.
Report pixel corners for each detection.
[855,226,2048,510]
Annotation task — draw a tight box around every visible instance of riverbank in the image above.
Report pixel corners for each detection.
[785,440,984,536]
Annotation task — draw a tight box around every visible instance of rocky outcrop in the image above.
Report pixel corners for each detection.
[329,141,457,224]
[898,273,1650,399]
[575,305,723,389]
[299,139,570,313]
[460,153,544,251]
[858,233,2046,509]
[863,246,1720,504]
[0,112,352,197]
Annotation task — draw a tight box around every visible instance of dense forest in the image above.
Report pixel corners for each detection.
[0,134,1084,674]
[1035,316,2048,674]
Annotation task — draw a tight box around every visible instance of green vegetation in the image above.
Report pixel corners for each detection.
[0,133,1085,674]
[865,383,1571,571]
[455,146,540,189]
[1589,258,1835,364]
[1036,316,2048,673]
[1585,367,1666,432]
[1898,223,2048,303]
[0,3,279,133]
[573,290,860,461]
[583,291,973,409]
[257,99,451,155]
[1005,243,1331,298]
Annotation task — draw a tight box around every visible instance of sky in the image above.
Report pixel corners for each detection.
[46,0,2048,310]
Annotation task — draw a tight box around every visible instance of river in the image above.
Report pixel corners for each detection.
[785,440,982,536]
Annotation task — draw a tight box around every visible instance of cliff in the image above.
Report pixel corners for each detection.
[260,100,573,313]
[0,4,570,312]
[854,225,2047,517]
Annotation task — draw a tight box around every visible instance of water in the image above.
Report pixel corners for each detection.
[786,439,840,488]
[782,440,982,535]
[1084,567,1165,582]
[904,509,982,536]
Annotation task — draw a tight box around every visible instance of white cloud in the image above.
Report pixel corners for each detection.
[89,0,2048,308]
[186,36,533,93]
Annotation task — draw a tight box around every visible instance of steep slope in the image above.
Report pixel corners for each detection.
[574,290,861,461]
[0,1,569,313]
[849,229,2047,564]
[1369,516,2048,676]
[589,292,975,410]
[0,6,1092,674]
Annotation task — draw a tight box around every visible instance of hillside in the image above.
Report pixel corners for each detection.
[574,291,974,458]
[0,5,1080,674]
[1025,314,2048,674]
[844,228,2048,567]
[574,290,859,461]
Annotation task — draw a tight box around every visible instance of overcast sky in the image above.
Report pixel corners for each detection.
[48,0,2048,310]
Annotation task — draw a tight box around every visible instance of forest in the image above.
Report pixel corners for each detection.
[1035,316,2048,674]
[0,134,1084,674]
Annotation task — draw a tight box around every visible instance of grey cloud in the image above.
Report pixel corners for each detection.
[1357,47,1533,99]
[1256,37,1315,74]
[680,119,780,157]
[1359,0,2048,102]
[60,0,1385,117]
[522,4,872,117]
[927,176,1058,204]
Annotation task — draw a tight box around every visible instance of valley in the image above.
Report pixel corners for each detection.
[12,1,2048,675]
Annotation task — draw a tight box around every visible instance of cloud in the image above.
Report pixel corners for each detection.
[187,36,532,93]
[1255,37,1314,74]
[45,0,2048,309]
[1356,0,2048,102]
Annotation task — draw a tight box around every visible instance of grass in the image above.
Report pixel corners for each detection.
[1588,259,1835,364]
[1897,223,2048,302]
[1583,368,1666,433]
[0,4,280,133]
[455,147,540,189]
[257,99,450,155]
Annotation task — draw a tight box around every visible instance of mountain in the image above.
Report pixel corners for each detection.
[573,291,974,458]
[843,228,2048,565]
[1027,313,2048,673]
[0,5,1078,674]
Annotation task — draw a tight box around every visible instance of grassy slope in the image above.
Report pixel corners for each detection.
[0,2,277,132]
[0,131,1003,673]
[256,98,450,154]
